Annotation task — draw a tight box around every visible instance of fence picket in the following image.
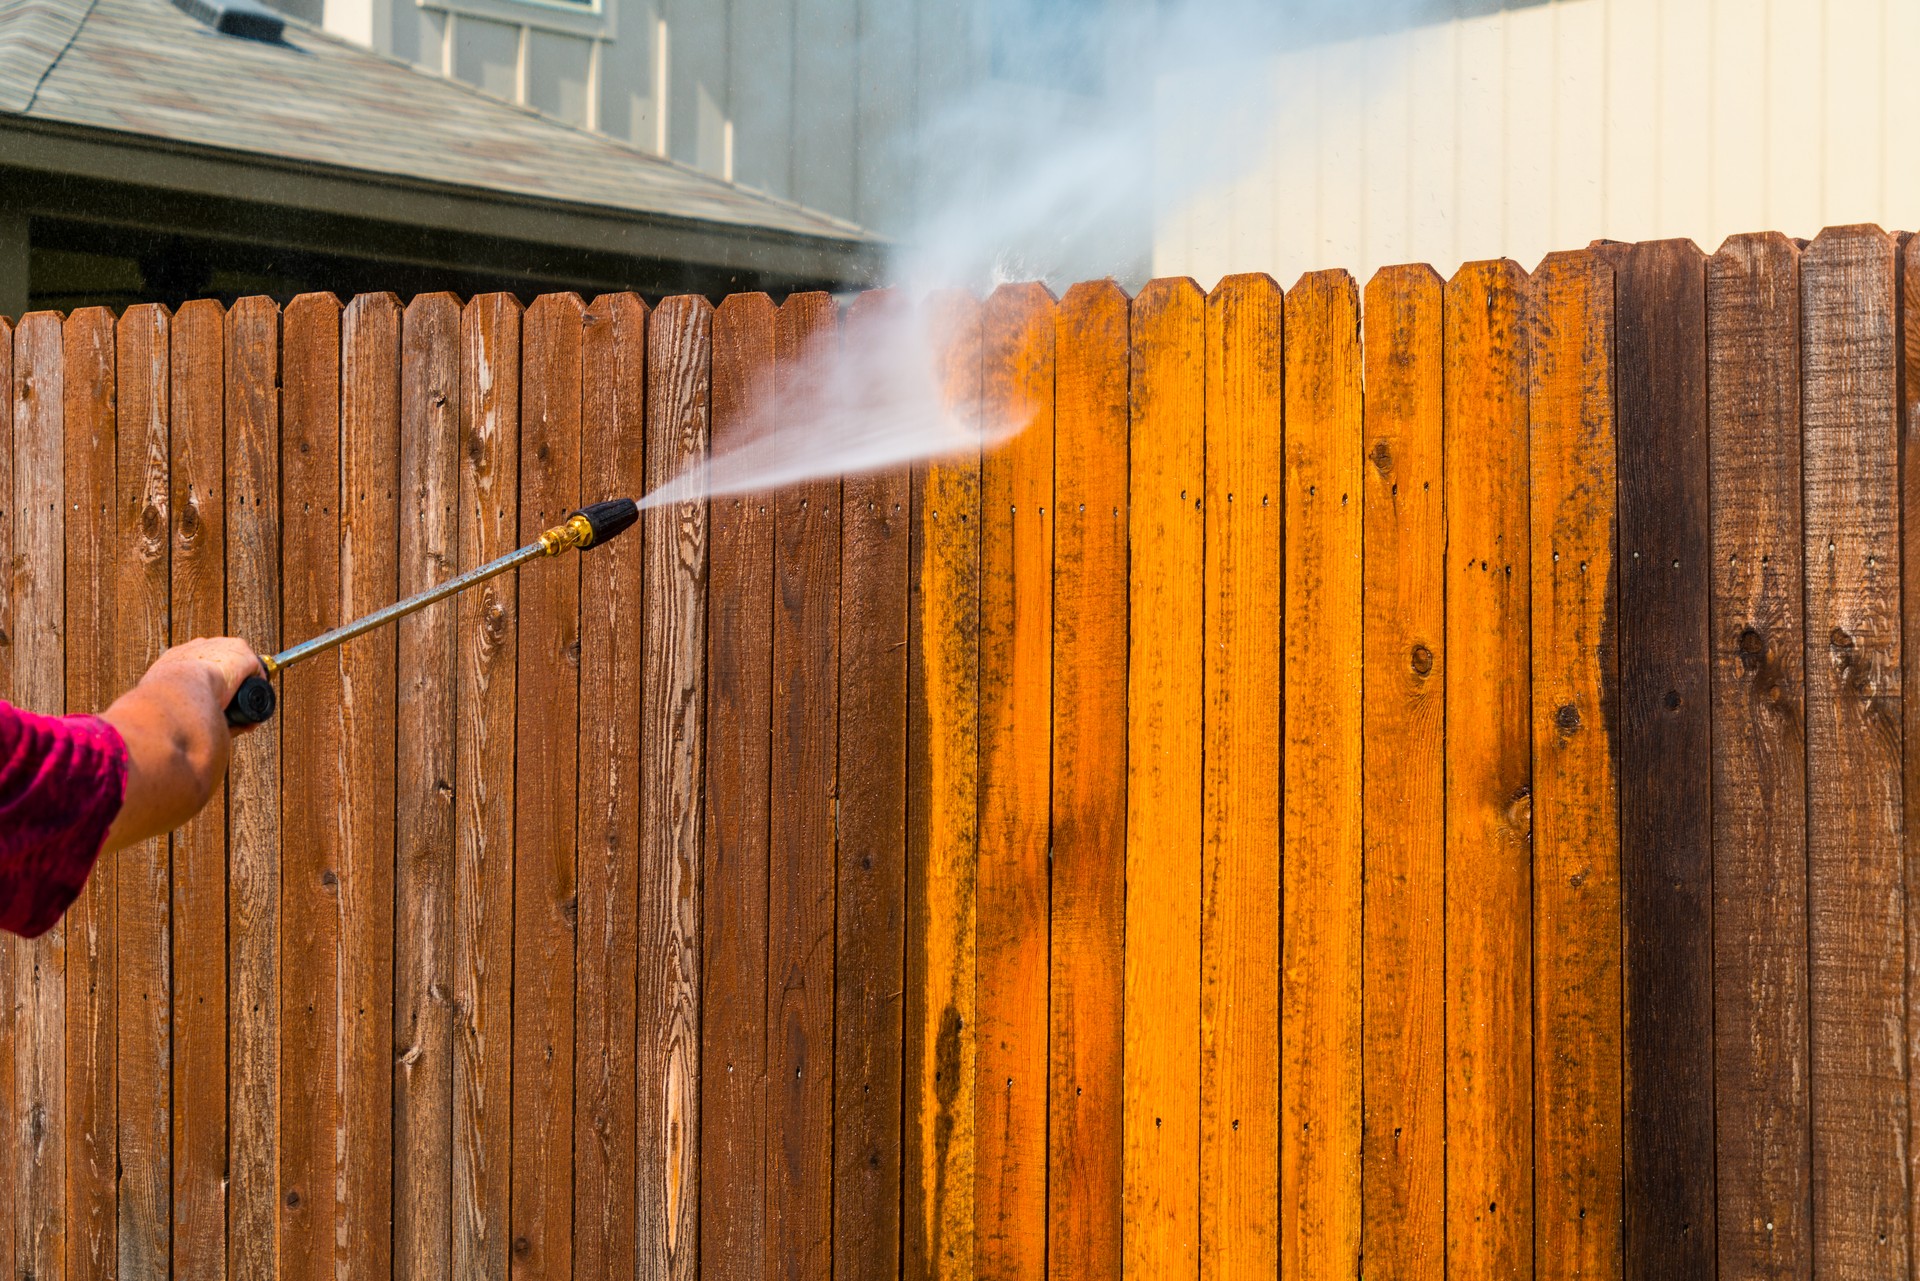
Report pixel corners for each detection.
[113,302,172,1281]
[63,305,117,1281]
[1706,231,1810,1277]
[1360,264,1446,1278]
[1801,223,1907,1276]
[903,291,982,1281]
[1198,272,1280,1278]
[702,291,775,1281]
[1528,249,1623,1280]
[1442,259,1534,1277]
[834,289,912,1281]
[1905,229,1920,1280]
[1124,277,1205,1277]
[574,292,644,1281]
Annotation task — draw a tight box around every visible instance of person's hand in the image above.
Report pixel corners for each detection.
[99,637,264,853]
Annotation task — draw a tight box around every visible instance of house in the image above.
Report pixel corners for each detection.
[0,0,885,315]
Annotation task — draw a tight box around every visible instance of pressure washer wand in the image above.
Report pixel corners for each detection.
[223,498,640,727]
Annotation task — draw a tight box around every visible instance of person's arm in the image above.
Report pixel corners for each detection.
[99,637,262,854]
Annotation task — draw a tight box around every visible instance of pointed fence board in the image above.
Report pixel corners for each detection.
[1197,272,1281,1278]
[1359,264,1445,1279]
[1124,277,1206,1278]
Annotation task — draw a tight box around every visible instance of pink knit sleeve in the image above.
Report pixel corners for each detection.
[0,701,128,938]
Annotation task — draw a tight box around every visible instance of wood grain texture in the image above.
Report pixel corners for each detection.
[1706,232,1810,1279]
[1359,264,1445,1279]
[974,282,1054,1281]
[169,299,226,1281]
[393,292,461,1281]
[225,295,281,1281]
[903,291,982,1281]
[13,311,67,1281]
[0,314,13,1281]
[574,293,644,1281]
[1800,224,1908,1278]
[833,290,911,1281]
[1442,260,1534,1279]
[512,291,583,1281]
[114,303,173,1281]
[701,291,775,1281]
[453,293,521,1281]
[340,293,400,1281]
[1047,279,1127,1279]
[1528,250,1623,1280]
[1905,229,1920,1281]
[639,294,709,1281]
[1280,270,1365,1279]
[1122,277,1206,1279]
[63,305,117,1281]
[1596,238,1716,1280]
[768,292,839,1281]
[278,290,345,1281]
[1199,273,1281,1280]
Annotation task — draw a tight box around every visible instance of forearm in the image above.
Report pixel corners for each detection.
[100,665,231,852]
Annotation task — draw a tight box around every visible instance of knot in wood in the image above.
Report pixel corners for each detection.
[1663,690,1682,711]
[512,1237,532,1259]
[285,1189,302,1209]
[1409,644,1433,677]
[1830,627,1854,651]
[1369,439,1393,477]
[1555,703,1581,734]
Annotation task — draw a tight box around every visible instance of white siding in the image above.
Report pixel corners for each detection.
[1154,0,1920,287]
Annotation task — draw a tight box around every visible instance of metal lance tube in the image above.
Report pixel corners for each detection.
[223,498,640,726]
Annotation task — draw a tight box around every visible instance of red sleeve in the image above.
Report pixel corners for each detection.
[0,701,128,939]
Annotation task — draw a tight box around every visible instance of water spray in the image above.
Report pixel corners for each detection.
[222,498,640,726]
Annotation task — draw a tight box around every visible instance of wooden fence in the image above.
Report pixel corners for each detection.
[0,224,1914,1280]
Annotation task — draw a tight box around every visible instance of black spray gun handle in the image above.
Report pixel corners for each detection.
[226,667,277,727]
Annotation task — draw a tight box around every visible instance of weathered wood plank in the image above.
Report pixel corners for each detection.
[278,290,345,1281]
[1905,229,1920,1281]
[974,282,1054,1281]
[1047,279,1127,1278]
[639,293,708,1281]
[1801,223,1908,1277]
[453,293,520,1281]
[393,291,461,1281]
[169,298,227,1281]
[574,292,644,1281]
[767,292,838,1281]
[63,304,117,1281]
[511,291,584,1280]
[1125,277,1206,1276]
[1442,259,1534,1278]
[1528,250,1623,1280]
[903,292,982,1281]
[1707,231,1810,1279]
[1199,272,1280,1278]
[340,292,399,1281]
[1359,264,1445,1279]
[225,295,282,1281]
[12,311,67,1281]
[114,303,172,1281]
[1280,269,1365,1278]
[701,291,774,1281]
[833,289,911,1281]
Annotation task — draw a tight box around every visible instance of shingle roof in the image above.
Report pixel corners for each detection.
[0,0,878,246]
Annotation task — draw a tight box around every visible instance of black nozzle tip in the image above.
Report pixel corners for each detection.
[225,672,277,726]
[572,498,640,549]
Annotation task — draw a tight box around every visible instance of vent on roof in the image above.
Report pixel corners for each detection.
[171,0,285,41]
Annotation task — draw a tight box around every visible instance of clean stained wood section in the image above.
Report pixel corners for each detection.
[453,293,520,1281]
[1442,259,1534,1279]
[1198,272,1281,1279]
[702,291,775,1281]
[1596,238,1715,1281]
[1800,224,1908,1277]
[903,291,982,1281]
[834,289,912,1281]
[575,292,644,1281]
[1047,280,1128,1280]
[1359,264,1445,1280]
[974,282,1054,1281]
[1528,250,1623,1280]
[1125,278,1205,1279]
[512,291,584,1281]
[1280,269,1365,1279]
[767,291,837,1281]
[640,293,709,1281]
[1707,231,1810,1279]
